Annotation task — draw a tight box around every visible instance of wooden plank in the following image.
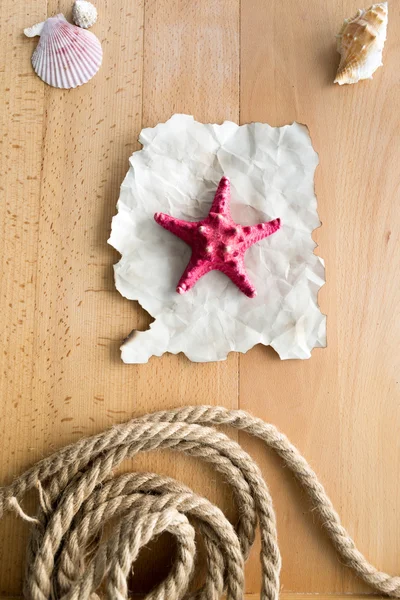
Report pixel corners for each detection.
[0,0,146,594]
[131,0,240,590]
[0,0,46,594]
[239,0,400,595]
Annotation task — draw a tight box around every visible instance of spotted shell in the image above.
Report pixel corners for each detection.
[24,14,102,89]
[334,2,388,85]
[72,0,98,29]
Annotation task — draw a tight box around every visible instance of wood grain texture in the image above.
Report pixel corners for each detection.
[239,0,400,594]
[0,0,398,597]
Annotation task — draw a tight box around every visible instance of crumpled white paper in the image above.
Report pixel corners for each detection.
[109,114,326,363]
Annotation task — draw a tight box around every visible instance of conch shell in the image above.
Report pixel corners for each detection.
[334,2,388,85]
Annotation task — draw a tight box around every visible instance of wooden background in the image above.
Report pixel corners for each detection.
[0,0,399,597]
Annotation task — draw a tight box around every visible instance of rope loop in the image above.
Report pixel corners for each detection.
[0,405,398,599]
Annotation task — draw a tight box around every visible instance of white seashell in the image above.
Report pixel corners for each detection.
[72,0,98,29]
[25,14,102,89]
[334,2,388,85]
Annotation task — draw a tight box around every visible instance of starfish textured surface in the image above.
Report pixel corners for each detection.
[155,177,281,298]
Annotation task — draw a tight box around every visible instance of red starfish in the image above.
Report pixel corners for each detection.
[154,176,281,298]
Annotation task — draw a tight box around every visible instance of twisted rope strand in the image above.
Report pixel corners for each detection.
[0,405,398,599]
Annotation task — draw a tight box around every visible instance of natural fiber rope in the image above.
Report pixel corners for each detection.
[0,405,398,600]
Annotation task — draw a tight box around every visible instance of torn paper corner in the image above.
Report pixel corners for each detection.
[108,113,326,363]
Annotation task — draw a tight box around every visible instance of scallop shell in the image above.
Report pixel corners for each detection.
[72,0,98,29]
[24,14,102,89]
[334,2,388,85]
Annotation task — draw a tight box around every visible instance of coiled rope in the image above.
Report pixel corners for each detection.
[0,405,398,600]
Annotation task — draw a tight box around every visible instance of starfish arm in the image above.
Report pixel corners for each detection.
[154,212,197,245]
[241,218,281,249]
[177,257,213,294]
[210,176,231,216]
[218,255,257,298]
